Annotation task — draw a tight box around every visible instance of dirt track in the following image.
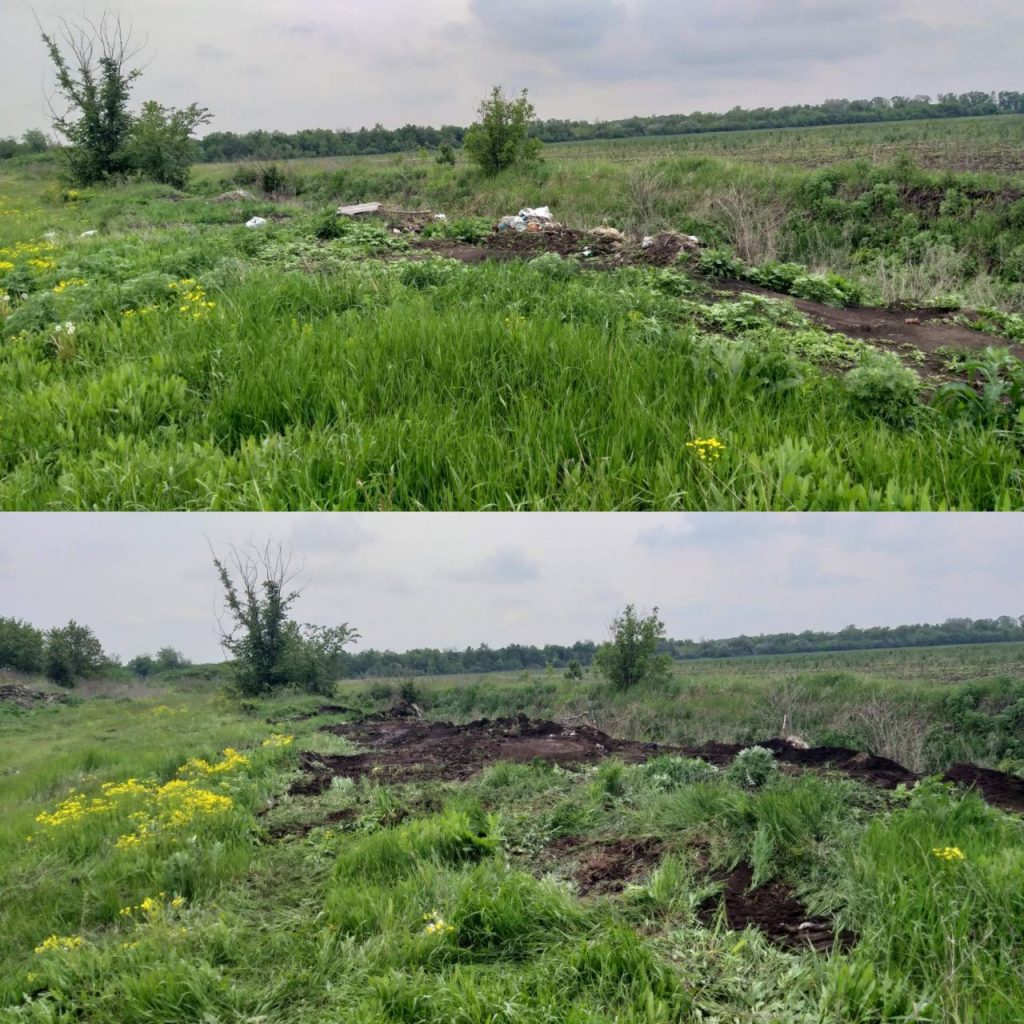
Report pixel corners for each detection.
[401,223,1020,370]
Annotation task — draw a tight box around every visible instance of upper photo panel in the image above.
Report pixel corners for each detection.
[1,2,1022,510]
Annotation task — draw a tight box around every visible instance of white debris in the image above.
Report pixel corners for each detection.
[641,236,655,249]
[213,189,256,202]
[80,229,98,237]
[433,213,448,221]
[497,206,558,233]
[42,230,60,242]
[245,216,267,229]
[337,202,383,217]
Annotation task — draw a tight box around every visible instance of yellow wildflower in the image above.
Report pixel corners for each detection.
[932,846,966,862]
[34,935,84,954]
[686,437,726,462]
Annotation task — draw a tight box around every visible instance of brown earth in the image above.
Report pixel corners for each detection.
[698,863,856,953]
[573,837,665,895]
[288,707,1024,816]
[711,278,1024,372]
[943,763,1024,814]
[289,712,660,794]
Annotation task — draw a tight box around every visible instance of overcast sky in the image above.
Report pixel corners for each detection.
[4,1,1024,137]
[0,514,1020,662]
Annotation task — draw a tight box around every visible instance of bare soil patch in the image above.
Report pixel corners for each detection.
[943,763,1024,814]
[699,862,856,953]
[290,712,660,793]
[287,708,1023,815]
[573,837,665,895]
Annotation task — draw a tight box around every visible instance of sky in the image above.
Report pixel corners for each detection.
[4,0,1024,137]
[0,513,1020,663]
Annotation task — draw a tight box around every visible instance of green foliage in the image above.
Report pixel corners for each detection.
[40,16,141,185]
[43,621,106,687]
[640,755,719,789]
[725,746,779,789]
[934,348,1024,430]
[595,606,671,691]
[435,143,456,166]
[212,544,358,697]
[696,247,745,277]
[462,87,542,176]
[564,659,584,681]
[844,354,922,427]
[125,100,211,189]
[0,617,45,674]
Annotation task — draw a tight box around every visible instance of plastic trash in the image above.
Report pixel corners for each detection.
[497,206,558,233]
[245,217,267,229]
[336,202,383,217]
[433,213,448,221]
[641,236,654,249]
[80,229,98,238]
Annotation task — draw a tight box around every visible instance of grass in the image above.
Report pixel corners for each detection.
[2,674,1023,1022]
[2,122,1024,509]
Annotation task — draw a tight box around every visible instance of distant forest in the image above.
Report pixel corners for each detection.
[336,616,1024,678]
[4,90,1023,163]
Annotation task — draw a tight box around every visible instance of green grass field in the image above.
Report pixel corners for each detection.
[2,117,1024,510]
[3,640,1023,1022]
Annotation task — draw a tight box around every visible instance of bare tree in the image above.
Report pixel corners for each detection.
[38,12,148,184]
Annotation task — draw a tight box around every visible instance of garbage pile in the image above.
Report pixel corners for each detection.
[0,683,70,710]
[498,206,559,233]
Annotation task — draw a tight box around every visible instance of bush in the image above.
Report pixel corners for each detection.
[697,248,746,278]
[725,747,779,789]
[0,617,45,674]
[844,354,921,427]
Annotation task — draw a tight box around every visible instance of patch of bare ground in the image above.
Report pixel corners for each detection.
[286,707,1024,815]
[698,863,856,953]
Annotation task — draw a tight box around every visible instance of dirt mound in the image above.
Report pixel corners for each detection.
[694,739,918,789]
[574,837,664,895]
[0,683,70,710]
[699,863,855,953]
[943,763,1024,814]
[290,712,660,793]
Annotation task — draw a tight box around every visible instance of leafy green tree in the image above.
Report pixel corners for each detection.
[564,659,584,681]
[21,129,50,154]
[0,617,45,674]
[462,86,541,176]
[127,653,156,677]
[595,605,670,691]
[125,100,211,188]
[44,620,107,687]
[39,13,145,184]
[436,142,456,166]
[155,645,190,671]
[213,542,358,697]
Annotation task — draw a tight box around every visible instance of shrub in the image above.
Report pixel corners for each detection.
[697,248,745,278]
[0,616,45,674]
[725,747,779,789]
[844,355,921,427]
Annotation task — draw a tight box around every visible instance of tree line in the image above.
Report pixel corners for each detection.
[7,89,1022,166]
[332,615,1024,678]
[188,91,1024,162]
[3,610,1022,688]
